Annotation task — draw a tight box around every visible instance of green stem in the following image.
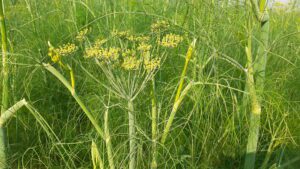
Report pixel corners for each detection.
[254,19,269,92]
[91,141,104,169]
[161,82,193,144]
[260,140,274,169]
[244,32,262,169]
[0,99,27,127]
[0,99,27,168]
[244,1,269,168]
[150,78,157,169]
[0,1,9,167]
[43,63,104,139]
[161,39,196,144]
[128,100,136,169]
[0,128,5,168]
[0,0,9,116]
[174,39,196,102]
[0,0,9,165]
[104,107,115,169]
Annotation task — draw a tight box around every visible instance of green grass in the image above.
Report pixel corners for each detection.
[0,0,299,168]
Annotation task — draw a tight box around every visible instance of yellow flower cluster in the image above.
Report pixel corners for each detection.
[122,56,141,70]
[137,43,152,52]
[100,47,120,61]
[76,28,89,42]
[81,20,187,72]
[159,33,183,48]
[85,38,107,58]
[111,30,130,38]
[85,47,120,61]
[48,46,60,63]
[48,43,77,63]
[143,57,161,72]
[94,38,107,47]
[122,49,136,58]
[151,20,169,33]
[85,46,101,58]
[55,43,78,56]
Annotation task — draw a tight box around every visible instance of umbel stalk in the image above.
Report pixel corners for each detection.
[128,99,136,169]
[151,77,157,169]
[104,106,115,169]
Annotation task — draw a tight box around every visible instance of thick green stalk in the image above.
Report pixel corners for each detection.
[244,34,262,169]
[150,78,157,169]
[0,0,9,115]
[43,63,104,139]
[254,19,269,92]
[0,128,5,168]
[161,39,196,144]
[104,107,115,169]
[244,1,269,168]
[0,99,27,127]
[0,1,9,168]
[128,100,136,169]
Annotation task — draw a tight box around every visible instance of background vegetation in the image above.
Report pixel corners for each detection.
[0,0,299,168]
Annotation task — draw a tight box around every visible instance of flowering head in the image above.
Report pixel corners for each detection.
[48,42,77,64]
[48,46,60,63]
[122,56,141,70]
[143,56,161,72]
[76,28,89,42]
[111,30,130,39]
[158,33,183,48]
[137,43,152,52]
[151,20,170,33]
[56,43,78,56]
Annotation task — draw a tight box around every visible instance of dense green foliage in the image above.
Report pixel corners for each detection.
[0,0,299,168]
